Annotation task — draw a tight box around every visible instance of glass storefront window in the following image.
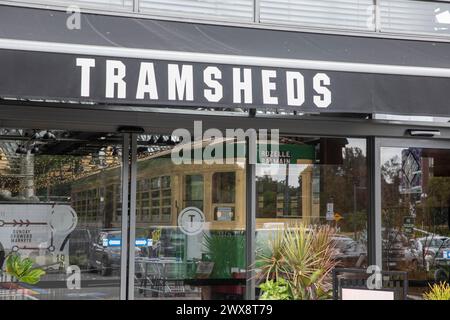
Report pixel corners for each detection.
[255,137,369,297]
[381,146,450,298]
[0,128,123,300]
[134,141,246,300]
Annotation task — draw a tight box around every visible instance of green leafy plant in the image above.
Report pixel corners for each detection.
[5,253,46,285]
[203,231,245,278]
[259,278,292,300]
[256,223,338,300]
[423,282,450,300]
[256,229,285,282]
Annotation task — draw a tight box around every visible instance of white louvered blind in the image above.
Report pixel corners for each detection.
[49,0,133,9]
[380,0,450,37]
[139,0,254,22]
[259,0,375,31]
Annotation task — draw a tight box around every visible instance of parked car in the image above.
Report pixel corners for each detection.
[383,230,422,271]
[332,235,367,268]
[69,228,127,276]
[89,230,123,276]
[68,228,99,269]
[418,236,450,260]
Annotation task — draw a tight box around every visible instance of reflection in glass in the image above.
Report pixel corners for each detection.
[381,147,450,298]
[134,141,246,300]
[255,137,369,297]
[0,128,123,300]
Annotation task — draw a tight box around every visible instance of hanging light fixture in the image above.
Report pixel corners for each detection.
[42,131,56,140]
[15,145,28,154]
[156,135,166,145]
[147,135,158,145]
[30,144,40,154]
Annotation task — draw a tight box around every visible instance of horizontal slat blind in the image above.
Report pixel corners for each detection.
[139,0,254,21]
[259,0,375,31]
[52,0,133,9]
[380,0,450,37]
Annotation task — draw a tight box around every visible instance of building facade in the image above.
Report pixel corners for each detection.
[0,1,450,300]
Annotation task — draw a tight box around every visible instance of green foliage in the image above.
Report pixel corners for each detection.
[423,282,450,300]
[5,253,46,285]
[203,232,245,278]
[256,223,338,300]
[259,278,292,300]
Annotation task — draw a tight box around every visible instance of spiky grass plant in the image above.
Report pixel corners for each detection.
[256,223,338,300]
[423,282,450,300]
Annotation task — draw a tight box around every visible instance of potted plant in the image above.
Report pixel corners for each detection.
[256,223,338,300]
[259,278,292,300]
[423,282,450,300]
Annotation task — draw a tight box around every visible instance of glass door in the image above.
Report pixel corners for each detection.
[0,127,126,300]
[132,134,247,300]
[380,139,450,299]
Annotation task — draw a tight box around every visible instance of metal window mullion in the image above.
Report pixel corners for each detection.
[245,137,256,300]
[253,0,260,23]
[133,0,139,13]
[368,136,382,268]
[119,133,130,300]
[374,0,381,32]
[127,133,138,300]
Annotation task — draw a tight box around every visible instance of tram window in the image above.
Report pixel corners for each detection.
[212,172,236,204]
[149,176,172,223]
[140,179,150,221]
[114,184,122,220]
[212,172,236,221]
[184,174,204,211]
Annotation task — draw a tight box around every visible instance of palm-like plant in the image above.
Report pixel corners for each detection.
[256,229,285,282]
[256,223,338,300]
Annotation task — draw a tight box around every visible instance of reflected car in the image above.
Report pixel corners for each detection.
[68,228,99,269]
[90,231,122,276]
[418,236,450,260]
[332,235,367,268]
[90,231,141,276]
[383,230,422,271]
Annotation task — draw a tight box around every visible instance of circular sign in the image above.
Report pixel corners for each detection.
[49,205,78,234]
[178,207,205,236]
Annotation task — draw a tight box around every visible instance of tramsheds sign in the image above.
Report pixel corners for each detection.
[2,49,450,117]
[75,58,332,109]
[0,49,332,111]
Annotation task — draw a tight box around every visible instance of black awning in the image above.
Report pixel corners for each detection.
[1,5,450,116]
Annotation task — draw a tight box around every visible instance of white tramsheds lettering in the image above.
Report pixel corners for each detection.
[261,70,278,105]
[313,73,332,108]
[232,68,252,104]
[105,60,126,99]
[136,62,158,100]
[76,58,95,97]
[286,71,305,107]
[168,64,194,101]
[203,66,223,102]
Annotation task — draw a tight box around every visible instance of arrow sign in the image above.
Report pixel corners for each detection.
[0,219,48,227]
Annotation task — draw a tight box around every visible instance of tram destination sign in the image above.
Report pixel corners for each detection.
[1,48,450,116]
